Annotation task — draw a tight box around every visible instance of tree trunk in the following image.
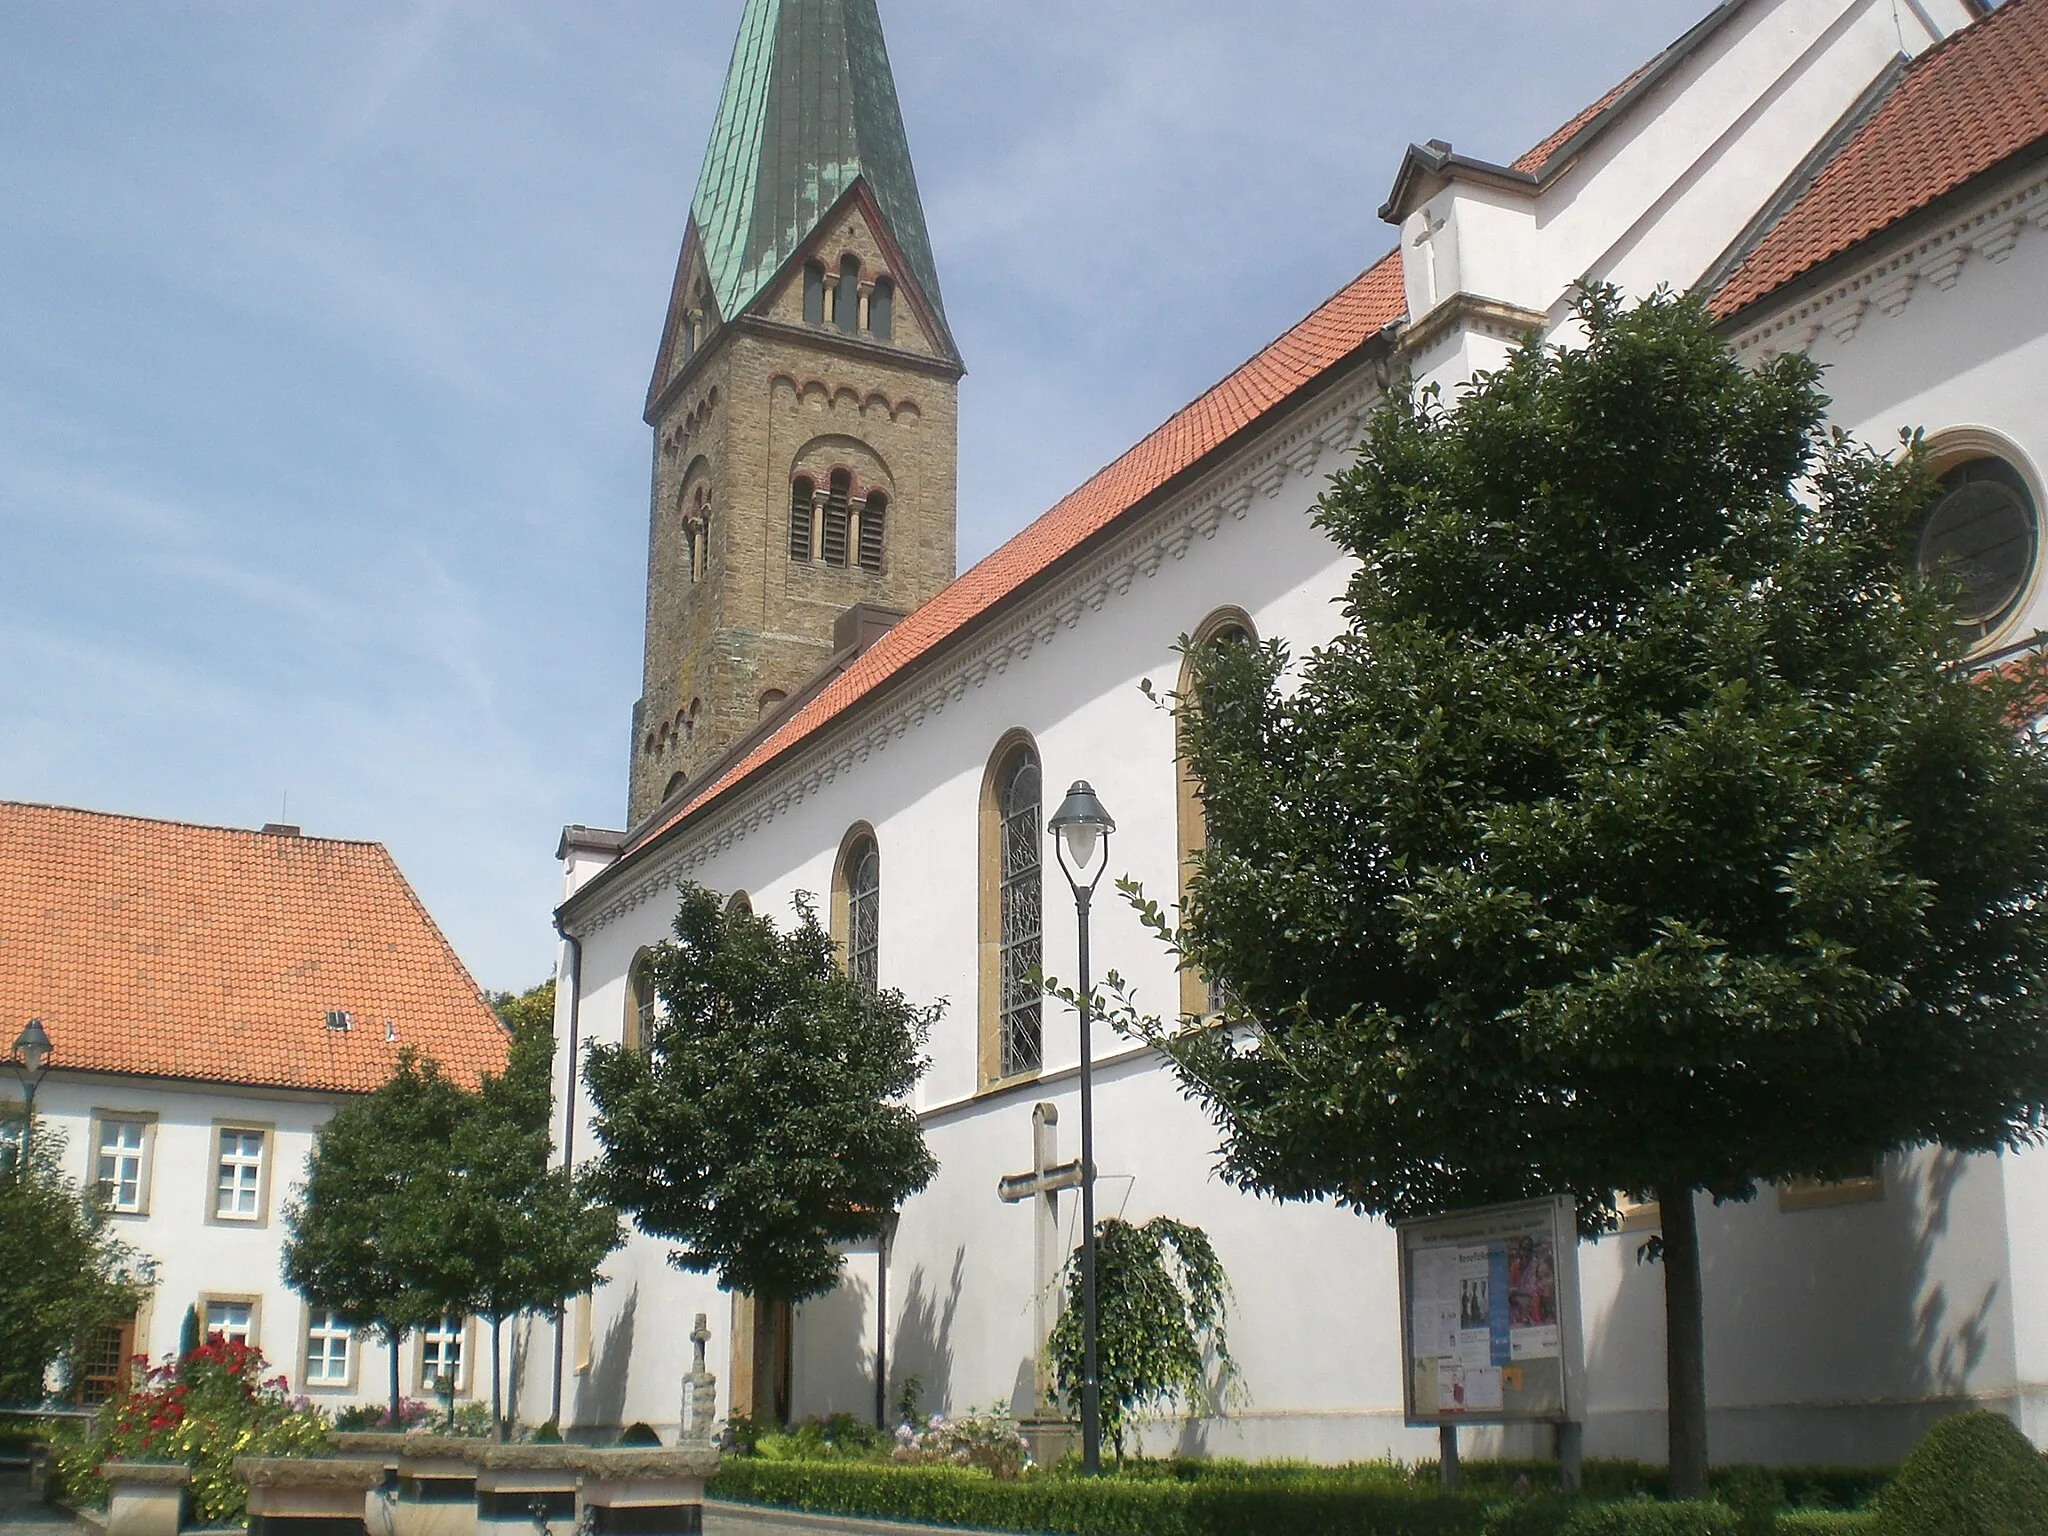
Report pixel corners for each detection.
[387,1325,402,1424]
[1656,1183,1709,1497]
[492,1316,505,1442]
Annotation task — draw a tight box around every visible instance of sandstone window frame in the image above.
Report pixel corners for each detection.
[300,1304,359,1394]
[979,730,1044,1088]
[414,1314,474,1395]
[200,1293,262,1351]
[207,1121,274,1227]
[1777,1159,1885,1213]
[91,1109,157,1217]
[625,947,660,1054]
[831,824,881,993]
[1916,429,2045,651]
[1175,607,1258,1021]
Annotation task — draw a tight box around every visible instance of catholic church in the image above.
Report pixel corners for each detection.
[528,0,2048,1462]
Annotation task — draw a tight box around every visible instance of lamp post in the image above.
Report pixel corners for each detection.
[1047,780,1115,1476]
[10,1018,53,1164]
[874,1207,900,1431]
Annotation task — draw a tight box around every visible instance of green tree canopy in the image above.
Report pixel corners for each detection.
[1046,1216,1231,1462]
[280,1049,471,1418]
[454,981,621,1436]
[0,1117,157,1405]
[1146,286,2048,1493]
[585,882,939,1306]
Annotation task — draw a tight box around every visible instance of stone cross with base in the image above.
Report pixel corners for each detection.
[998,1101,1082,1416]
[681,1311,718,1446]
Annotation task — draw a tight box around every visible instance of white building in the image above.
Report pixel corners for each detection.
[533,0,2048,1463]
[0,800,509,1413]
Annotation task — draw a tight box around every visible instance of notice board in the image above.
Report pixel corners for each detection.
[1396,1195,1582,1426]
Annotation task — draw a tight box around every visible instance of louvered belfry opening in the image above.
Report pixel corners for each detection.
[821,470,852,566]
[859,491,886,572]
[789,477,815,562]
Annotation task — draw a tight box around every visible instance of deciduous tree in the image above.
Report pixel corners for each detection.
[280,1051,469,1419]
[1142,287,2048,1495]
[585,883,939,1383]
[0,1117,157,1404]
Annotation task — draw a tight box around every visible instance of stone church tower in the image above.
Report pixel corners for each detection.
[628,0,962,826]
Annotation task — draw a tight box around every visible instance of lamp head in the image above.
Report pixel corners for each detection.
[1048,780,1116,876]
[13,1019,51,1083]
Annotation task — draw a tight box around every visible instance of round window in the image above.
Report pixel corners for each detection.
[1917,456,2038,639]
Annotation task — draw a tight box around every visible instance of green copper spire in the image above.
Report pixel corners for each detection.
[691,0,947,331]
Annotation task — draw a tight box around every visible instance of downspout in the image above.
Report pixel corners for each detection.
[550,919,583,1430]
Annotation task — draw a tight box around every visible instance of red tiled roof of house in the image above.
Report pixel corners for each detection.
[1713,0,2048,317]
[622,248,1409,857]
[0,802,506,1094]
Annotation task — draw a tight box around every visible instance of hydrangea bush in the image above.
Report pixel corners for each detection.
[51,1337,328,1524]
[893,1404,1032,1479]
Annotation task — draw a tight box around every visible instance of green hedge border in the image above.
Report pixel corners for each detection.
[710,1461,1783,1536]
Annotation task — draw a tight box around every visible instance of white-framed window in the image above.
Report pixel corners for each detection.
[418,1316,466,1393]
[304,1308,353,1387]
[214,1127,266,1221]
[0,1116,22,1174]
[204,1298,256,1347]
[95,1116,150,1213]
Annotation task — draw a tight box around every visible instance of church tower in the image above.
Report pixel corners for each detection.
[629,0,962,826]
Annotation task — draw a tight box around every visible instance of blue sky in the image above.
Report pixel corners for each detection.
[0,1,1704,992]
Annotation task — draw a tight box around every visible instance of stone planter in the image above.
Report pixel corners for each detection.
[331,1435,480,1536]
[100,1461,189,1536]
[471,1446,583,1536]
[575,1448,719,1536]
[235,1457,386,1536]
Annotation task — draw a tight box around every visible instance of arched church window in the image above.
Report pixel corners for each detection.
[858,492,886,573]
[1176,609,1256,1020]
[664,771,688,801]
[833,830,880,994]
[821,470,852,567]
[789,477,815,563]
[834,255,861,335]
[868,278,893,342]
[1917,454,2040,643]
[803,262,826,326]
[758,688,788,718]
[626,949,660,1053]
[979,735,1042,1082]
[726,890,753,917]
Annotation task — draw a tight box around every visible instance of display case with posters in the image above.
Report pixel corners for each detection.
[1396,1195,1583,1427]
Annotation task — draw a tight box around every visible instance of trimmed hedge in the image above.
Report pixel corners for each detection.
[1776,1515,1877,1536]
[711,1459,1491,1536]
[1869,1413,2048,1536]
[711,1461,1750,1536]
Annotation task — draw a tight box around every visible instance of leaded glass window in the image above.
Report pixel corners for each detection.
[846,836,880,993]
[998,747,1043,1077]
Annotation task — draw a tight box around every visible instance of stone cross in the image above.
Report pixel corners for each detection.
[682,1311,718,1446]
[998,1101,1082,1414]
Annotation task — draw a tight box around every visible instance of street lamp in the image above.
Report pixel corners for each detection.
[873,1207,901,1431]
[10,1018,53,1163]
[1047,780,1115,1476]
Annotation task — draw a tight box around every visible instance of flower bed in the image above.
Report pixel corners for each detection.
[49,1339,328,1525]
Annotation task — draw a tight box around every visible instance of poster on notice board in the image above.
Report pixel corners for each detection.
[1395,1195,1582,1426]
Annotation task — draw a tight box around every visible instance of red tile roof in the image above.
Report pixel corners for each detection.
[1,802,506,1094]
[1512,62,1654,175]
[620,248,1409,859]
[1714,0,2048,317]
